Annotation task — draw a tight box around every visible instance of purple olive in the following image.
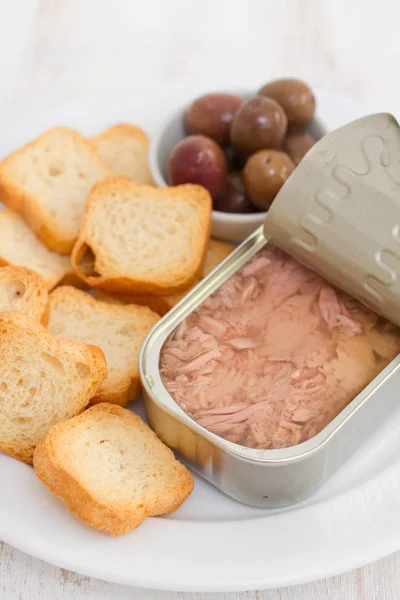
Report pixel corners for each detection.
[168,135,228,199]
[214,172,258,213]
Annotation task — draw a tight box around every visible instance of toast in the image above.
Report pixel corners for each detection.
[201,239,236,277]
[72,177,212,295]
[0,312,107,463]
[47,286,159,405]
[0,127,111,254]
[0,209,78,290]
[33,403,194,536]
[0,266,49,323]
[97,239,235,315]
[91,124,154,184]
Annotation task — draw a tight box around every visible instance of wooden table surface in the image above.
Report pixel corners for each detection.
[1,0,400,598]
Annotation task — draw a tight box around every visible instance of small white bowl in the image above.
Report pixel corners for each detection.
[149,89,327,243]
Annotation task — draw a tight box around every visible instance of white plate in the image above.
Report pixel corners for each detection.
[1,84,399,593]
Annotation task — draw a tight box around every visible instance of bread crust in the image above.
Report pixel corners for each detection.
[72,178,212,295]
[0,127,112,254]
[92,123,149,145]
[94,292,174,316]
[33,404,194,535]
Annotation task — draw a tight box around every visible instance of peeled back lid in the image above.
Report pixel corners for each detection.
[263,113,400,327]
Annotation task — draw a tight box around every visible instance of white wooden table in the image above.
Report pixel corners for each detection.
[1,0,400,598]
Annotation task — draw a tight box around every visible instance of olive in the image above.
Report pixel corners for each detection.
[258,78,316,126]
[224,146,246,171]
[168,135,228,199]
[214,172,258,213]
[185,93,243,147]
[243,149,295,209]
[283,131,316,165]
[230,96,288,156]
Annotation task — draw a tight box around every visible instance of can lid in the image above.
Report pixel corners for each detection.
[263,113,400,327]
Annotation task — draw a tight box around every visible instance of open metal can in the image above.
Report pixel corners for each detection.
[140,114,400,507]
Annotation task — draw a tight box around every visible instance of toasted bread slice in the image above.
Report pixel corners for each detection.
[202,239,236,276]
[72,177,212,295]
[47,287,159,405]
[91,124,154,184]
[0,127,111,254]
[0,266,49,323]
[95,292,177,317]
[0,312,107,464]
[96,239,235,315]
[0,209,78,290]
[33,403,194,536]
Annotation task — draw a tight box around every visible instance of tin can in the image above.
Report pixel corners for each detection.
[139,114,400,507]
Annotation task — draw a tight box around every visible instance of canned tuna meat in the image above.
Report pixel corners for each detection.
[160,247,400,449]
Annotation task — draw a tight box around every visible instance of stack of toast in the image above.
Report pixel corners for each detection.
[0,123,235,535]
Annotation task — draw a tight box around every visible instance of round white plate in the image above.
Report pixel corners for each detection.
[1,84,399,593]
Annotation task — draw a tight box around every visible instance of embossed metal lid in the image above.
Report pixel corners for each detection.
[263,113,400,327]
